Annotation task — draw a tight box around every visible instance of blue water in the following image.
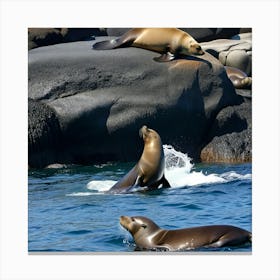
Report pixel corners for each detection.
[28,146,252,252]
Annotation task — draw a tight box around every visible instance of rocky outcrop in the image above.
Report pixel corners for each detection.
[28,38,243,168]
[201,33,252,76]
[28,99,63,168]
[28,28,106,50]
[200,97,251,163]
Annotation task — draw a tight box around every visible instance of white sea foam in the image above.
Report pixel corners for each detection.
[81,145,251,194]
[86,180,116,192]
[66,192,97,196]
[163,145,226,188]
[220,171,252,181]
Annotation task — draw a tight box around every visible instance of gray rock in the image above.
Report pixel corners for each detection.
[201,34,252,76]
[200,100,251,163]
[28,39,241,167]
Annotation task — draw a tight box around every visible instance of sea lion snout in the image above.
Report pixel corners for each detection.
[139,125,148,138]
[190,43,204,55]
[120,215,131,229]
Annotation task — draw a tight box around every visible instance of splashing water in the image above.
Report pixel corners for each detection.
[84,145,251,194]
[163,145,226,188]
[164,144,193,171]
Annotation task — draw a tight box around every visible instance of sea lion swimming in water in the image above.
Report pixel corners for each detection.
[107,126,170,194]
[120,215,252,251]
[92,28,204,62]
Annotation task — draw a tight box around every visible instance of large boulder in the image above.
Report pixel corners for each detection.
[200,98,251,163]
[28,38,242,168]
[201,33,252,76]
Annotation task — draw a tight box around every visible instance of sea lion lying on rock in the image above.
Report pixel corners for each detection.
[92,28,204,62]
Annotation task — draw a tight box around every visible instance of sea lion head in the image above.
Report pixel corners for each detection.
[139,125,161,145]
[181,37,204,56]
[120,215,162,249]
[120,215,160,236]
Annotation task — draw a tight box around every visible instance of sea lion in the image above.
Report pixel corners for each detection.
[108,126,170,194]
[225,66,252,89]
[92,28,204,62]
[120,216,252,251]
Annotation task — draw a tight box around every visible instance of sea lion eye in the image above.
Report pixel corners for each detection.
[131,218,135,222]
[196,46,201,51]
[141,224,147,229]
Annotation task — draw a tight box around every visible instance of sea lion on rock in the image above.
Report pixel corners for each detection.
[120,216,252,251]
[108,126,170,194]
[92,28,204,62]
[225,66,252,89]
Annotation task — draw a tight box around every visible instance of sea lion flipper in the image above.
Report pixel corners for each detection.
[161,176,171,188]
[92,39,118,50]
[153,52,175,62]
[241,77,252,87]
[92,31,138,50]
[122,175,144,193]
[134,175,143,186]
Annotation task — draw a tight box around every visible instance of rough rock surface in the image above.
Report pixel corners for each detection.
[200,98,251,163]
[28,38,242,168]
[28,99,63,168]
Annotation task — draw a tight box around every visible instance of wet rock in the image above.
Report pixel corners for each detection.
[200,99,251,163]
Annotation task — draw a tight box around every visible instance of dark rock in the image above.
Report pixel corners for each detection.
[60,28,107,41]
[28,99,63,168]
[28,28,63,50]
[106,28,131,37]
[28,28,106,50]
[200,99,251,163]
[180,28,241,42]
[28,39,241,167]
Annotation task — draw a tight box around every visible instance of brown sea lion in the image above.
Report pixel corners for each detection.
[120,216,252,251]
[92,28,204,62]
[108,126,170,194]
[225,66,252,89]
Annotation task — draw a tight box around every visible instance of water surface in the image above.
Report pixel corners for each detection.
[28,146,252,252]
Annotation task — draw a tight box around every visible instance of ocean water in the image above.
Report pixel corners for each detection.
[28,145,252,253]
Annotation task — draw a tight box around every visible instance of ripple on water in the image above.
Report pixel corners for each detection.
[65,230,93,235]
[28,146,252,252]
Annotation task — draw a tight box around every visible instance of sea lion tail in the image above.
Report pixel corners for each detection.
[92,39,119,50]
